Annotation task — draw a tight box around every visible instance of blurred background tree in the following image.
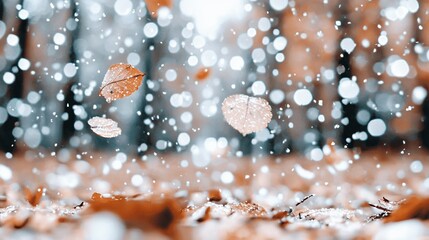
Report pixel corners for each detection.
[0,0,427,159]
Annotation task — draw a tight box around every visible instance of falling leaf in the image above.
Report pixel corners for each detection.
[99,63,145,102]
[195,67,211,81]
[145,0,172,18]
[88,116,122,138]
[221,94,272,135]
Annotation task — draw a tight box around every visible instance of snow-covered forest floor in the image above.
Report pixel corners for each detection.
[0,147,428,239]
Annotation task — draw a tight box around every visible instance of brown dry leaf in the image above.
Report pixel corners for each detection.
[28,212,59,232]
[145,0,172,17]
[195,67,211,81]
[88,116,122,138]
[23,186,44,207]
[90,192,140,201]
[3,210,31,229]
[99,63,145,102]
[230,202,267,218]
[384,196,429,223]
[222,94,272,135]
[271,210,290,220]
[196,207,212,223]
[87,192,183,234]
[0,194,7,208]
[367,197,406,222]
[208,189,222,202]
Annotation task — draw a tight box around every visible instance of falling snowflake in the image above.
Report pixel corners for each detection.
[88,116,122,138]
[99,63,145,103]
[221,94,272,136]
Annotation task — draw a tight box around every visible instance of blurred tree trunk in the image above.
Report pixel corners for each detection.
[340,0,381,149]
[0,0,27,152]
[61,0,80,147]
[416,0,429,148]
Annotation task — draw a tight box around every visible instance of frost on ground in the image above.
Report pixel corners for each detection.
[0,149,428,239]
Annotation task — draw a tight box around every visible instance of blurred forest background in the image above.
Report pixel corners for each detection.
[0,0,428,158]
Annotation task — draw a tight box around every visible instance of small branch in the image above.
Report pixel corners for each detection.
[296,194,315,207]
[73,201,85,209]
[367,211,390,222]
[368,203,391,212]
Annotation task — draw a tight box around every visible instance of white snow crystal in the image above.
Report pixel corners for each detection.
[230,56,245,70]
[143,22,159,38]
[293,89,313,106]
[367,119,387,137]
[269,0,289,11]
[340,38,356,54]
[389,58,409,78]
[338,78,360,99]
[0,164,12,181]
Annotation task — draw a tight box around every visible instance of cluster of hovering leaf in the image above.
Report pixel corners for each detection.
[88,63,271,138]
[88,63,145,138]
[221,94,272,135]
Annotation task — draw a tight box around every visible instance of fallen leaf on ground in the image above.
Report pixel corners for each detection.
[271,210,290,220]
[384,196,429,223]
[196,207,212,222]
[88,116,122,138]
[3,209,31,229]
[99,63,145,102]
[222,94,272,135]
[208,189,222,202]
[23,186,44,207]
[87,192,183,234]
[230,201,267,217]
[367,197,405,222]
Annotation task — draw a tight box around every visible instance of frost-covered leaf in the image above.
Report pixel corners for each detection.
[88,117,122,138]
[99,63,145,103]
[88,116,117,128]
[221,94,272,135]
